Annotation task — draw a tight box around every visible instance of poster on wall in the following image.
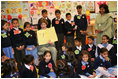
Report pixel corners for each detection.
[29,1,59,20]
[1,1,30,28]
[1,1,117,27]
[59,1,73,19]
[29,1,88,20]
[86,1,95,13]
[29,1,56,24]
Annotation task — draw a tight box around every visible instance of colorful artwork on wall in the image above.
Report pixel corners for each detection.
[86,1,95,13]
[1,1,117,26]
[107,1,117,12]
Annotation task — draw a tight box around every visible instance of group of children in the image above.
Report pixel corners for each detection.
[57,34,117,78]
[1,5,117,78]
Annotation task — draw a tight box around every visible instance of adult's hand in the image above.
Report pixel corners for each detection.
[97,30,103,33]
[48,40,54,45]
[67,31,71,34]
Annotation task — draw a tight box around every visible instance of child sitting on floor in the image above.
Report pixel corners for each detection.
[38,51,56,78]
[20,55,37,78]
[86,36,96,62]
[93,48,117,78]
[1,59,20,78]
[76,50,96,78]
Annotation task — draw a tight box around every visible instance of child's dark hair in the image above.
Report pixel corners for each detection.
[102,35,109,40]
[39,18,48,25]
[1,20,7,30]
[74,37,82,42]
[55,9,61,14]
[42,9,47,14]
[24,22,31,29]
[62,42,73,51]
[100,47,108,54]
[1,59,17,77]
[23,55,34,65]
[66,13,71,17]
[65,51,78,68]
[79,50,91,61]
[76,5,82,9]
[88,36,94,41]
[65,51,76,62]
[55,60,71,76]
[44,50,52,57]
[12,18,18,23]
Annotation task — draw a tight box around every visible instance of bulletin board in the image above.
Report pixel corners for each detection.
[28,1,88,24]
[1,1,30,28]
[1,1,30,19]
[1,1,117,27]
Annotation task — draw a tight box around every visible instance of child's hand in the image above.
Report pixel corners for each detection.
[48,40,54,45]
[16,47,21,50]
[50,77,53,78]
[91,58,95,62]
[1,56,9,62]
[80,30,85,35]
[21,45,24,50]
[12,48,14,54]
[27,47,32,51]
[50,68,53,72]
[80,30,83,33]
[93,72,96,77]
[71,22,75,26]
[33,46,35,50]
[67,31,71,34]
[105,57,109,61]
[73,28,76,30]
[88,75,94,78]
[103,67,107,71]
[73,27,77,30]
[75,25,77,29]
[16,45,24,50]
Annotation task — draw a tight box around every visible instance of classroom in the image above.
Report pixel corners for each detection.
[1,1,117,78]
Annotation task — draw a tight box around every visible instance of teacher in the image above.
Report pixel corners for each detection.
[95,4,115,44]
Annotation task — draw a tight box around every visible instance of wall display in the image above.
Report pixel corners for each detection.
[107,1,117,12]
[86,1,95,13]
[29,1,87,20]
[1,1,117,28]
[1,1,30,28]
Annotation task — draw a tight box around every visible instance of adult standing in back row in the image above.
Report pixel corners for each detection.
[95,4,115,44]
